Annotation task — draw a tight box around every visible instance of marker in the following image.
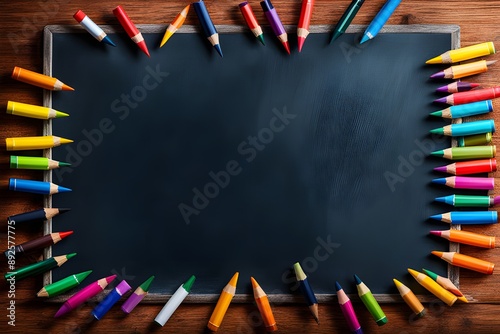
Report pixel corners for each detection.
[160,4,190,47]
[10,156,70,170]
[4,253,76,281]
[73,10,115,46]
[421,268,467,302]
[261,0,290,54]
[430,145,496,160]
[430,119,495,137]
[330,0,365,43]
[430,60,496,79]
[354,274,387,326]
[7,208,70,224]
[193,0,223,57]
[7,101,68,120]
[239,2,265,45]
[336,281,363,333]
[113,5,150,57]
[430,100,493,119]
[37,270,92,297]
[434,86,500,105]
[392,279,425,317]
[207,272,238,332]
[5,135,73,151]
[54,275,117,317]
[155,275,195,326]
[9,178,72,195]
[436,82,480,94]
[3,231,73,257]
[430,211,497,225]
[360,0,401,44]
[431,176,494,190]
[12,66,74,91]
[297,0,314,52]
[293,262,319,324]
[433,158,496,175]
[435,194,500,208]
[122,275,155,314]
[426,42,496,64]
[431,251,495,275]
[458,133,492,147]
[407,268,457,306]
[430,229,496,249]
[92,280,131,320]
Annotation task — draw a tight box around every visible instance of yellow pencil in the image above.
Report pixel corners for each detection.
[7,101,69,120]
[393,279,425,317]
[408,269,457,306]
[6,136,73,151]
[251,277,278,332]
[12,66,74,91]
[207,272,238,332]
[426,41,495,64]
[160,4,190,47]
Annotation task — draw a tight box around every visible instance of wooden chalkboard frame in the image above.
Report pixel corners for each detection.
[42,24,461,304]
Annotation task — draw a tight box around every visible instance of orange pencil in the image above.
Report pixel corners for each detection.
[250,277,278,332]
[430,229,496,249]
[160,4,190,47]
[12,66,74,91]
[432,251,495,274]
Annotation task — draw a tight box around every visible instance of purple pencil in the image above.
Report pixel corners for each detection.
[436,82,480,94]
[432,176,494,190]
[121,276,155,314]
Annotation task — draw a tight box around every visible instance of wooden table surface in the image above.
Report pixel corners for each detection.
[1,0,500,333]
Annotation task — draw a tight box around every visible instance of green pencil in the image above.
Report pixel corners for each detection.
[354,274,387,326]
[431,145,496,160]
[37,270,92,297]
[10,156,71,170]
[4,253,76,281]
[330,0,365,42]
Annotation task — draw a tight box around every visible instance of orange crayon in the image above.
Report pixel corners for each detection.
[12,66,74,91]
[432,251,494,274]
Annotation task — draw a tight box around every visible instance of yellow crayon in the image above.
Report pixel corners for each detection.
[393,279,425,317]
[12,66,74,91]
[207,272,238,332]
[408,269,457,306]
[6,136,73,151]
[426,42,495,64]
[7,101,69,120]
[160,4,190,47]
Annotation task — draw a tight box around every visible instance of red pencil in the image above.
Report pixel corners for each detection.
[113,5,150,57]
[297,0,314,52]
[434,158,497,175]
[435,86,500,105]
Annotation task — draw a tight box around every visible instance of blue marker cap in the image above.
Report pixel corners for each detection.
[92,280,131,320]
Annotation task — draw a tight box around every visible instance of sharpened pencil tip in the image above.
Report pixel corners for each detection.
[434,97,448,104]
[429,230,442,237]
[431,177,447,185]
[353,274,361,284]
[430,71,445,79]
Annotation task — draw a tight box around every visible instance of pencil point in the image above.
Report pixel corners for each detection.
[250,276,258,288]
[102,36,116,47]
[431,177,446,185]
[434,97,448,104]
[183,275,196,292]
[62,84,75,91]
[282,41,290,55]
[55,111,70,118]
[359,35,370,44]
[353,274,361,284]
[430,110,443,117]
[431,251,443,257]
[407,268,419,277]
[229,272,239,286]
[59,138,74,144]
[429,230,442,237]
[106,275,117,283]
[430,128,444,135]
[425,56,442,64]
[58,208,71,214]
[140,275,156,292]
[430,150,444,157]
[257,35,265,46]
[433,165,447,173]
[58,185,72,193]
[330,31,342,43]
[430,71,445,79]
[297,37,305,52]
[214,44,223,58]
[160,31,173,48]
[429,214,442,221]
[138,41,150,57]
[58,161,71,167]
[66,253,77,260]
[335,281,342,291]
[434,196,447,203]
[59,231,74,239]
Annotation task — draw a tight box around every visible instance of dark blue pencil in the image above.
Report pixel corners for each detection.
[193,0,223,57]
[293,262,319,323]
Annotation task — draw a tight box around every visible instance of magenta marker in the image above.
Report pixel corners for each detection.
[432,176,494,190]
[92,280,131,320]
[121,276,155,314]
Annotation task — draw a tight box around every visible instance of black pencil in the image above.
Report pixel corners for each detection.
[8,208,70,224]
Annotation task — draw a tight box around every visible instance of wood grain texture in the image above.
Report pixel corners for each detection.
[1,1,500,333]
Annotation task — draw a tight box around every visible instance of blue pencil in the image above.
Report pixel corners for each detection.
[193,0,223,57]
[9,178,71,195]
[360,0,402,44]
[430,211,497,225]
[293,262,319,323]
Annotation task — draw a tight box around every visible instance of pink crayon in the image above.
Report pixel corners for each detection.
[432,176,494,190]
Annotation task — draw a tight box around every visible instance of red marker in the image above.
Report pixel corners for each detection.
[435,86,500,105]
[113,5,150,57]
[434,158,497,175]
[297,0,314,52]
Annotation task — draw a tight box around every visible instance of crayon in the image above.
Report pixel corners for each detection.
[458,133,492,147]
[430,146,496,160]
[155,275,195,326]
[4,253,76,281]
[297,0,314,52]
[430,229,496,249]
[426,42,496,64]
[435,194,500,207]
[430,100,493,119]
[421,268,467,302]
[293,262,319,324]
[73,10,115,46]
[7,101,68,120]
[193,0,223,57]
[431,251,495,275]
[430,119,495,137]
[37,270,92,297]
[10,156,70,170]
[261,0,290,54]
[5,135,73,151]
[336,281,363,333]
[407,268,457,306]
[330,0,365,43]
[436,82,480,94]
[207,272,238,331]
[3,231,73,257]
[122,275,155,314]
[8,208,70,224]
[54,275,116,317]
[435,86,500,105]
[430,211,497,225]
[354,274,387,325]
[431,176,494,190]
[433,158,496,175]
[430,60,496,79]
[9,178,72,195]
[12,66,74,91]
[92,280,131,320]
[251,277,278,332]
[360,0,401,44]
[160,4,190,47]
[239,2,265,45]
[113,5,150,57]
[392,279,425,317]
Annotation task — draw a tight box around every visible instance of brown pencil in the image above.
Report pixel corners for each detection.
[4,231,73,257]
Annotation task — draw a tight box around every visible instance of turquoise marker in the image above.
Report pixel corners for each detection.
[430,119,495,137]
[360,0,402,44]
[430,100,493,119]
[9,178,71,195]
[430,211,497,225]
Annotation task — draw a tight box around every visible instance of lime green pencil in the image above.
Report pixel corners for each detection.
[431,145,496,160]
[37,270,92,297]
[4,253,76,281]
[7,101,69,120]
[10,156,71,170]
[354,274,387,326]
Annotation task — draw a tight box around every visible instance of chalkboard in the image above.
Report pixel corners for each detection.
[42,24,463,302]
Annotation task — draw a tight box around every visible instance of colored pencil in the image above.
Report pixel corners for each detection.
[360,0,401,44]
[113,5,150,57]
[250,277,278,332]
[261,0,290,54]
[436,82,480,94]
[458,133,492,147]
[10,156,70,170]
[3,231,73,257]
[37,270,92,297]
[92,280,131,320]
[435,86,500,105]
[122,275,155,314]
[154,275,195,326]
[354,274,387,325]
[430,229,496,249]
[5,135,73,151]
[336,281,363,333]
[54,275,116,317]
[9,178,71,195]
[207,272,238,332]
[293,262,319,324]
[430,60,496,79]
[8,208,70,224]
[431,176,494,190]
[4,253,76,281]
[73,10,115,46]
[297,0,314,52]
[433,158,496,175]
[7,101,68,119]
[393,279,425,317]
[407,269,457,306]
[193,0,223,57]
[421,268,467,302]
[430,100,493,119]
[11,66,74,91]
[430,211,497,225]
[430,145,496,160]
[435,194,500,207]
[239,2,265,45]
[431,251,495,275]
[160,4,190,47]
[426,42,496,64]
[430,119,495,137]
[330,0,365,43]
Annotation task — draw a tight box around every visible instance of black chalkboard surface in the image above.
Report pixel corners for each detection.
[44,24,462,301]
